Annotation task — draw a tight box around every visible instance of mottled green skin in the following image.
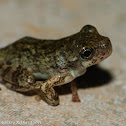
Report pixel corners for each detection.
[0,37,79,78]
[0,25,112,106]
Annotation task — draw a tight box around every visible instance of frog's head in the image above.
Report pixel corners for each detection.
[77,25,112,68]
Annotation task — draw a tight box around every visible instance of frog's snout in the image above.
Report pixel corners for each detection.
[98,37,112,60]
[103,38,112,55]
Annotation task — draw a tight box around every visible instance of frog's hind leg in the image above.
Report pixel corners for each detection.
[1,65,38,91]
[2,64,60,106]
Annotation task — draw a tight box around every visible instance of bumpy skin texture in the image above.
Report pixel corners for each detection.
[0,25,112,106]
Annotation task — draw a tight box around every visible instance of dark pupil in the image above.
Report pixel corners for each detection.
[84,50,91,57]
[80,48,94,61]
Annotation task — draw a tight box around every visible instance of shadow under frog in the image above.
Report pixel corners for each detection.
[0,25,112,106]
[55,65,113,95]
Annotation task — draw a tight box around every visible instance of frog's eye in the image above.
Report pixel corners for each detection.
[79,47,94,61]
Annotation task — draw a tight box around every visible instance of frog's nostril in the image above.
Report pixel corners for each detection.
[99,43,107,49]
[101,43,106,48]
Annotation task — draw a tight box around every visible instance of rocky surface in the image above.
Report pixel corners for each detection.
[0,0,126,126]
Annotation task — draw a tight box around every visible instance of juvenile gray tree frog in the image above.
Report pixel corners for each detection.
[0,25,112,106]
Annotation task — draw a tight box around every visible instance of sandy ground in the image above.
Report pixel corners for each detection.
[0,0,125,126]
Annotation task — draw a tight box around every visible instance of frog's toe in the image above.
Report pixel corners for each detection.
[72,95,81,102]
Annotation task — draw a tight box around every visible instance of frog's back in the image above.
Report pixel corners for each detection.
[0,36,52,52]
[0,36,56,61]
[0,36,71,74]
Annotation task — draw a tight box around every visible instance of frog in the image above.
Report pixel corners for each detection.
[0,25,112,106]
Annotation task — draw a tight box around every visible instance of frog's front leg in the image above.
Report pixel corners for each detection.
[70,81,80,102]
[40,75,60,106]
